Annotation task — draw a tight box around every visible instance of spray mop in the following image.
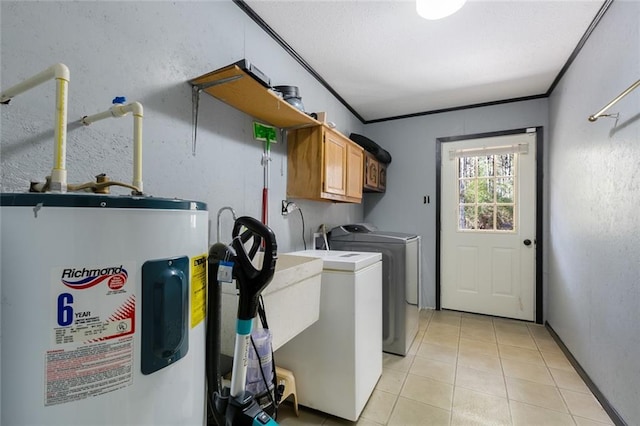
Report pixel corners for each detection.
[208,216,279,426]
[253,122,277,225]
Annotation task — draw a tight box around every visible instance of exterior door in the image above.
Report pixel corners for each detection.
[440,131,536,320]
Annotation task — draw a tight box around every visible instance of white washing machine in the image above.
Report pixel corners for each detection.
[274,250,382,422]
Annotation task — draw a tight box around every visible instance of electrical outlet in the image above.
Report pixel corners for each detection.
[282,200,298,216]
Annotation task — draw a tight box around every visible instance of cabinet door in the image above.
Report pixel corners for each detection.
[346,143,363,199]
[378,163,387,192]
[364,153,379,190]
[323,131,347,196]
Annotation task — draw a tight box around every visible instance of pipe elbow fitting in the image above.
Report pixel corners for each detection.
[129,101,143,117]
[51,63,70,82]
[111,101,144,118]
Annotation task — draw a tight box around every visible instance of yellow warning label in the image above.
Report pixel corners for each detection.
[191,254,207,328]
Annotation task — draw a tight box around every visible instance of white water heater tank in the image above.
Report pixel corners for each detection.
[0,193,208,425]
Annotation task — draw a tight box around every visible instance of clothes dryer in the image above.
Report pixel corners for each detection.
[328,224,420,356]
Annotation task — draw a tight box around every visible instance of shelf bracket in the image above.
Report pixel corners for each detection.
[192,75,244,92]
[190,75,245,156]
[191,85,201,156]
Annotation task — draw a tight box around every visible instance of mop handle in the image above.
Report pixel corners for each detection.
[229,318,253,398]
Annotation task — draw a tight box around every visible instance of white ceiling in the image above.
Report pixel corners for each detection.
[243,0,607,122]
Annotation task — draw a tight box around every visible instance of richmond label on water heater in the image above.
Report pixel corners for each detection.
[46,262,137,406]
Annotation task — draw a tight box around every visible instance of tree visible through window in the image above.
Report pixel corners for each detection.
[458,153,516,231]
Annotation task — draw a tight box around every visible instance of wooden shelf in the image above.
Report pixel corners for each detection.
[190,64,319,129]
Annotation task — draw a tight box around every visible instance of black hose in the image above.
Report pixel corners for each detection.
[207,243,231,426]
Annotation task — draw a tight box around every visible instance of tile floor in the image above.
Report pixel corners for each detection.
[275,309,614,426]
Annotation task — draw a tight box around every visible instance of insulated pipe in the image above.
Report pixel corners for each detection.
[82,101,144,193]
[1,63,70,192]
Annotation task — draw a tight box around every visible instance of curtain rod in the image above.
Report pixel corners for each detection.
[588,79,640,122]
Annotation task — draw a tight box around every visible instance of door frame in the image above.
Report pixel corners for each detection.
[435,127,544,324]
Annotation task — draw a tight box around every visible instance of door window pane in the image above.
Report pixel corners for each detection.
[460,206,477,230]
[457,153,517,232]
[496,154,514,176]
[478,205,494,230]
[477,156,494,177]
[459,179,477,203]
[497,206,514,230]
[459,157,476,178]
[477,178,494,203]
[496,178,514,203]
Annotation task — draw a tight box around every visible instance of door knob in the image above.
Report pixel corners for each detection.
[523,239,532,246]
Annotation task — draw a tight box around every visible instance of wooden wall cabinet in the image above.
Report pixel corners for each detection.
[287,125,363,203]
[363,151,386,193]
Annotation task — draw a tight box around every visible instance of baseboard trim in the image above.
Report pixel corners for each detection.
[545,322,627,426]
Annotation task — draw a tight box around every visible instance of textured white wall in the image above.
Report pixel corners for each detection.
[547,1,640,423]
[362,99,549,309]
[0,1,365,251]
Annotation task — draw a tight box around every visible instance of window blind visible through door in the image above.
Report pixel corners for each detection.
[448,143,528,160]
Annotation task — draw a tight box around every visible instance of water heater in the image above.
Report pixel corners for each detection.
[0,193,208,425]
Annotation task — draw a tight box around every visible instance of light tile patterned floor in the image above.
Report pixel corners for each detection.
[275,309,614,426]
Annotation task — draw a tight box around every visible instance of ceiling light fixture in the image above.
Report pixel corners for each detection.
[416,0,467,20]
